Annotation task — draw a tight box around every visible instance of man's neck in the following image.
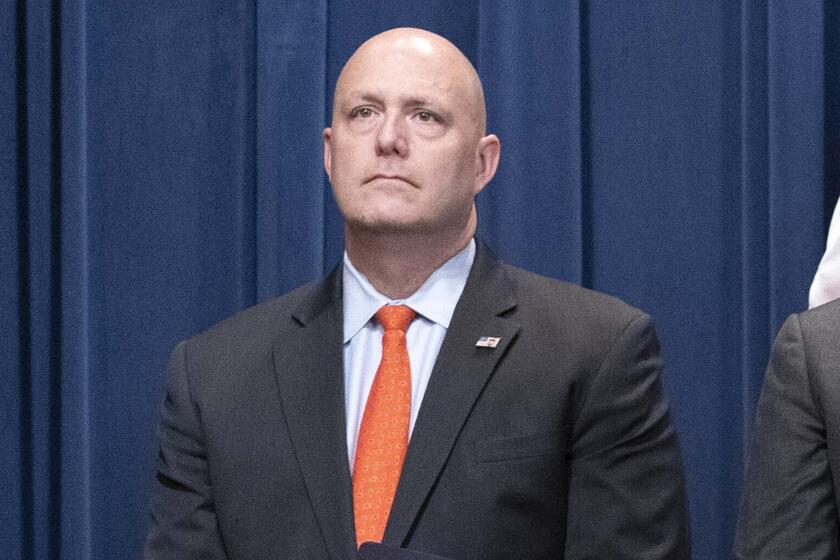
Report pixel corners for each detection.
[344,227,474,300]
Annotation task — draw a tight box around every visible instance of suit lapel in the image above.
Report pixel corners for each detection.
[273,269,357,560]
[383,245,521,546]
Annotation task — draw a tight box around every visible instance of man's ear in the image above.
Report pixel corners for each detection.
[474,134,501,195]
[323,127,333,182]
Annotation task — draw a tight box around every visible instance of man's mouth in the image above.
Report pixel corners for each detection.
[366,174,418,188]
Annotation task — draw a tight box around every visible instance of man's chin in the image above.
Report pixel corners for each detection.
[346,216,427,236]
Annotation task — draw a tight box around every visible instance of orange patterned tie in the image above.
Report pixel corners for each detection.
[353,304,416,546]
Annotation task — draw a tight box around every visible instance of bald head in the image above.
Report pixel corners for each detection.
[332,28,487,136]
[322,27,500,254]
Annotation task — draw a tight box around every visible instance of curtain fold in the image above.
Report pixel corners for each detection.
[255,0,327,299]
[739,0,769,445]
[767,3,825,325]
[9,1,92,558]
[2,2,836,559]
[1,1,24,557]
[476,0,584,284]
[56,1,91,558]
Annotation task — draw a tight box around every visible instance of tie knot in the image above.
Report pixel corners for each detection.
[375,305,415,332]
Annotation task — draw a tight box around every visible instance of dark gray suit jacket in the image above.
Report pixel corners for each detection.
[144,245,690,559]
[736,298,840,558]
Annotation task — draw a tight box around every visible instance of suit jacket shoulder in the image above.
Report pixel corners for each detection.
[502,263,647,337]
[735,298,840,559]
[798,297,840,392]
[499,263,656,393]
[178,270,339,392]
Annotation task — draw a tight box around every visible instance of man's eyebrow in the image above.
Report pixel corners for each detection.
[343,93,441,108]
[401,96,439,108]
[342,92,383,105]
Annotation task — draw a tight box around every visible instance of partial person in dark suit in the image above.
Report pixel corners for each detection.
[735,297,840,558]
[144,27,690,559]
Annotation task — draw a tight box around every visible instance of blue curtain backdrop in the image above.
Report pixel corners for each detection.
[3,1,839,559]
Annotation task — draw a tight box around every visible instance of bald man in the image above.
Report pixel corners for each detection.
[145,28,690,559]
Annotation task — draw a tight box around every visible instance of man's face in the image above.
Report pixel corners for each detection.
[324,35,491,237]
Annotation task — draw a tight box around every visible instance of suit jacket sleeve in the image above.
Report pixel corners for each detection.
[144,340,229,559]
[564,313,691,559]
[734,314,839,559]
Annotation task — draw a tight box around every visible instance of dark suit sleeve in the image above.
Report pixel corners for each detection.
[564,313,691,559]
[734,314,839,559]
[144,341,229,559]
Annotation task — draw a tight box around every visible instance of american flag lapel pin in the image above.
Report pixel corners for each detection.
[475,336,501,348]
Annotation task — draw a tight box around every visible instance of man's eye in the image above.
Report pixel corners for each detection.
[352,107,374,118]
[416,111,437,122]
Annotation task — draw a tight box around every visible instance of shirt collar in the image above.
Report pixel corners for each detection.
[342,239,476,343]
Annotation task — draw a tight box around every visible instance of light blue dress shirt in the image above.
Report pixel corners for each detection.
[342,239,475,469]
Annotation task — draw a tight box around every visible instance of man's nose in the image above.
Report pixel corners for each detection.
[375,115,408,157]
